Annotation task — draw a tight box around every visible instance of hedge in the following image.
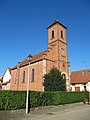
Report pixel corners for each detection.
[0,90,88,110]
[51,91,88,105]
[0,90,26,110]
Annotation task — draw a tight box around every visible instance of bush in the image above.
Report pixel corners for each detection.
[51,91,88,105]
[38,92,53,106]
[30,91,41,107]
[43,67,66,91]
[0,90,26,110]
[0,90,88,110]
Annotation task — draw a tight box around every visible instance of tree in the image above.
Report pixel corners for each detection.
[43,67,66,91]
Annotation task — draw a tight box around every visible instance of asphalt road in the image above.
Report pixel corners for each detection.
[31,105,90,120]
[0,103,90,120]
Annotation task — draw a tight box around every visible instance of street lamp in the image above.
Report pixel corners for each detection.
[26,54,32,114]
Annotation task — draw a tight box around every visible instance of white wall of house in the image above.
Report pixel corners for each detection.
[2,68,11,90]
[71,85,75,91]
[71,84,86,91]
[2,85,6,90]
[86,82,90,92]
[2,83,11,90]
[3,69,11,84]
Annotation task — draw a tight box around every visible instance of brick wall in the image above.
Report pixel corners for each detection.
[10,60,45,91]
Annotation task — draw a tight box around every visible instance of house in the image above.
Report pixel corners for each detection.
[2,68,11,90]
[71,69,90,92]
[0,76,3,90]
[10,20,70,91]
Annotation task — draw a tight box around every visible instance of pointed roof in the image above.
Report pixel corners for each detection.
[71,69,90,84]
[47,20,67,29]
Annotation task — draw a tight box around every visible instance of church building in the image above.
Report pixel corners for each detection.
[10,20,70,91]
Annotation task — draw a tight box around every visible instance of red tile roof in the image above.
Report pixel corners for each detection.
[12,50,47,69]
[71,69,90,84]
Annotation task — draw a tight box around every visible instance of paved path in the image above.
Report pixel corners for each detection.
[0,103,90,120]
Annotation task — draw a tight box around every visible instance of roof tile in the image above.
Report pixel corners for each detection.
[12,50,47,69]
[71,69,90,83]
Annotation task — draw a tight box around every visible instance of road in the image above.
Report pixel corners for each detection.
[0,103,90,120]
[27,105,90,120]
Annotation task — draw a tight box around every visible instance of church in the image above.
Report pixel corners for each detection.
[10,20,70,91]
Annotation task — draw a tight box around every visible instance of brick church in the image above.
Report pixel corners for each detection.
[10,20,70,91]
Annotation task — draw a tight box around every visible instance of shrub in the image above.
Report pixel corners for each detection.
[30,91,41,107]
[0,90,26,110]
[43,67,66,91]
[0,90,88,110]
[38,92,53,106]
[52,91,88,105]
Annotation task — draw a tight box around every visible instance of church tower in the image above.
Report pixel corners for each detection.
[46,20,70,91]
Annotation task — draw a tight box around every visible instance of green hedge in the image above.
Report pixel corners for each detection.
[0,90,88,110]
[51,91,88,105]
[0,90,26,110]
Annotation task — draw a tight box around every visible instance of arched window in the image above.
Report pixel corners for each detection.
[52,30,54,38]
[22,71,25,83]
[32,69,34,82]
[61,30,63,39]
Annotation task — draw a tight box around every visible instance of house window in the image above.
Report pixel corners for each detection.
[84,84,87,91]
[22,71,25,83]
[61,30,63,39]
[32,69,34,82]
[52,31,54,38]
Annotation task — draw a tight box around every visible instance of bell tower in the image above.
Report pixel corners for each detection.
[47,20,70,91]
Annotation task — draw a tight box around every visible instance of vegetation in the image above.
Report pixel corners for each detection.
[0,90,88,110]
[43,67,66,91]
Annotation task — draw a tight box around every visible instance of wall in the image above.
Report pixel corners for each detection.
[86,82,90,92]
[71,83,90,92]
[10,60,46,91]
[2,83,11,90]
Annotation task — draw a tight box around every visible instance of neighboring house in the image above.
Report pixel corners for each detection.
[2,68,11,90]
[10,20,70,91]
[71,69,90,92]
[0,76,3,90]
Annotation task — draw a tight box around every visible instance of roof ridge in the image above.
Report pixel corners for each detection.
[12,50,47,69]
[71,68,90,73]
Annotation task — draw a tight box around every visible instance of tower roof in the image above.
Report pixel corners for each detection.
[47,20,67,29]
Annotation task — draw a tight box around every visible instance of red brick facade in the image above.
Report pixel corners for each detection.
[10,20,70,91]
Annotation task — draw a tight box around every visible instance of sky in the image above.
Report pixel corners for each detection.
[0,0,90,76]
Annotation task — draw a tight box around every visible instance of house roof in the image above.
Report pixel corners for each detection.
[12,50,47,70]
[71,69,90,84]
[47,20,67,29]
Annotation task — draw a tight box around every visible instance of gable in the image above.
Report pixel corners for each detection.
[3,69,11,83]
